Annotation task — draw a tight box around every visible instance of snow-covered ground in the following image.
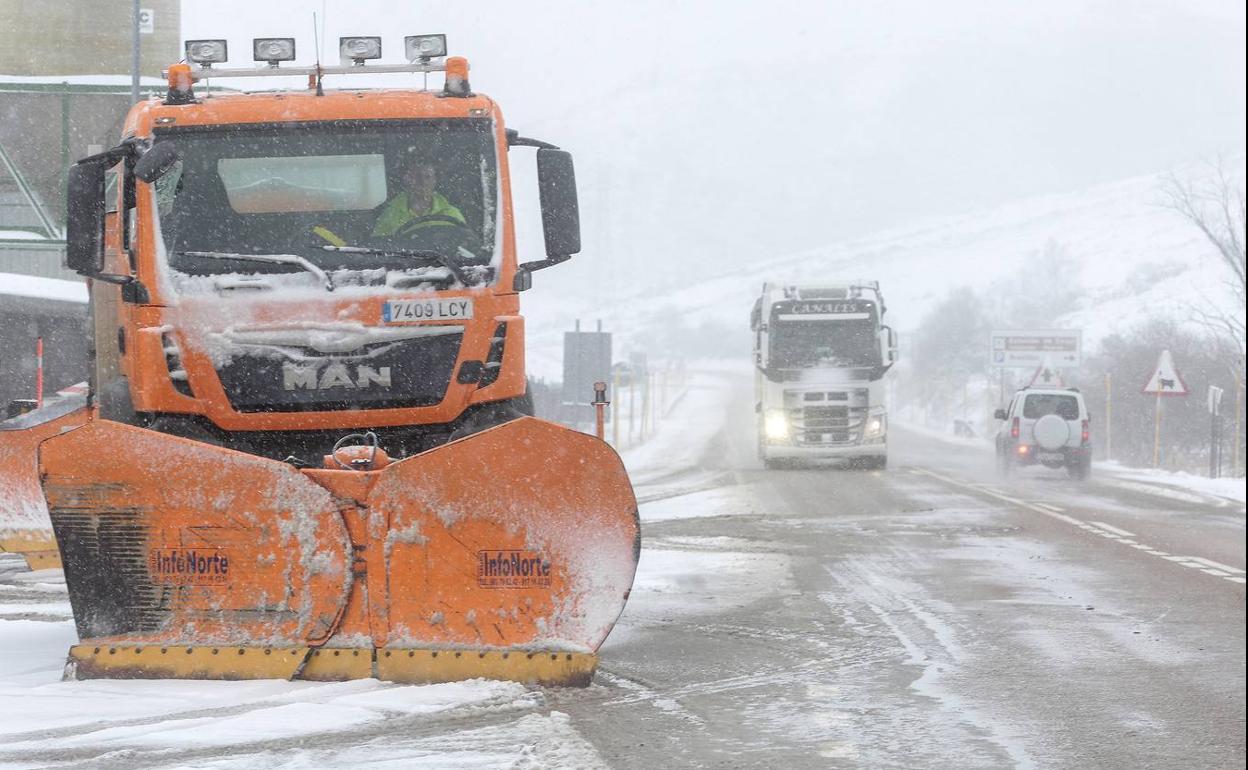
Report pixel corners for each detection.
[0,369,776,769]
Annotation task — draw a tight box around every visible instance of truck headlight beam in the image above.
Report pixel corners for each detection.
[764,410,789,440]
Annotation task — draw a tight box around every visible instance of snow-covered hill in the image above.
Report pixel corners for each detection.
[525,157,1245,377]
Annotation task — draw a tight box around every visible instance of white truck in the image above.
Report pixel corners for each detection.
[750,282,898,469]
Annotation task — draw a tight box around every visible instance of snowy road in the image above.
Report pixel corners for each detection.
[0,367,1243,768]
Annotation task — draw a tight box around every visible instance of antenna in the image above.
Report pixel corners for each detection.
[319,1,327,62]
[311,11,324,95]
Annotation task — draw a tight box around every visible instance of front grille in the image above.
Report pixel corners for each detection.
[783,389,867,446]
[217,332,463,412]
[47,483,169,639]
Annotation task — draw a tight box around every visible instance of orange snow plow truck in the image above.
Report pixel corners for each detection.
[23,36,639,685]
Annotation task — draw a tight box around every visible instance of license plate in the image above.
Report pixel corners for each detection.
[384,298,473,323]
[1038,452,1064,463]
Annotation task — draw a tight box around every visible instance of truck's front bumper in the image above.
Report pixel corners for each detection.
[762,442,886,461]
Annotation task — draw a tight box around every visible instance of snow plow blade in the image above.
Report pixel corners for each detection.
[0,400,89,570]
[40,416,639,686]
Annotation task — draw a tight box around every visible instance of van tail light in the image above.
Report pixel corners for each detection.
[1011,417,1020,439]
[1081,419,1090,445]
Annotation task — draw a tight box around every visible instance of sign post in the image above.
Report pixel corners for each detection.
[1141,349,1189,468]
[1104,372,1112,462]
[1207,385,1224,478]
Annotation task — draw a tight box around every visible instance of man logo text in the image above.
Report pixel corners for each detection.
[282,363,392,391]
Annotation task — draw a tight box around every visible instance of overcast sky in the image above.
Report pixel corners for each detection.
[183,1,1247,301]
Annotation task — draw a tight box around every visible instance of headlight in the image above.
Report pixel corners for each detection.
[185,39,228,65]
[339,36,382,63]
[764,410,789,440]
[253,38,296,64]
[405,34,447,61]
[863,412,886,439]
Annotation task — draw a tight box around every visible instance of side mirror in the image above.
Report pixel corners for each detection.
[994,408,1008,420]
[134,142,181,183]
[878,325,899,368]
[512,269,533,292]
[65,161,107,275]
[536,148,580,259]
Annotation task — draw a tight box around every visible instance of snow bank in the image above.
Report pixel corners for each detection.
[0,272,87,303]
[1100,462,1246,505]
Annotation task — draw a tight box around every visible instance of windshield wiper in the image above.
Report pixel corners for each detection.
[320,245,474,286]
[181,251,334,292]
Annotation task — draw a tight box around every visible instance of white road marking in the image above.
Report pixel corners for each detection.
[1186,557,1245,574]
[912,467,1240,587]
[1033,502,1065,513]
[1090,521,1135,537]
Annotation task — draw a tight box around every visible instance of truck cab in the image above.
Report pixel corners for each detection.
[64,45,579,462]
[751,281,897,469]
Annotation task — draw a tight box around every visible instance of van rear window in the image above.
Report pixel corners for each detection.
[1023,394,1079,420]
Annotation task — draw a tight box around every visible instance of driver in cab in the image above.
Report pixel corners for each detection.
[372,155,467,240]
[312,153,471,253]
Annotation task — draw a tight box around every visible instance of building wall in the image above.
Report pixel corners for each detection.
[0,0,180,78]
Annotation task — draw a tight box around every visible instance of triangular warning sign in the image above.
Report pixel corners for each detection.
[1141,349,1189,396]
[1027,356,1064,387]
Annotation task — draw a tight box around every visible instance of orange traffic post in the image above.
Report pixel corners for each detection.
[34,337,44,409]
[593,381,609,441]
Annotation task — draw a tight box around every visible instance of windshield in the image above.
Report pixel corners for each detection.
[150,119,498,284]
[1023,393,1080,420]
[770,319,880,369]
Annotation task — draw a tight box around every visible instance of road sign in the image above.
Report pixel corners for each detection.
[990,329,1081,369]
[139,8,155,34]
[1141,349,1188,396]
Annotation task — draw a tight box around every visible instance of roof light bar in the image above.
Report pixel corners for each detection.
[185,39,228,66]
[253,38,296,65]
[404,34,447,62]
[339,36,382,64]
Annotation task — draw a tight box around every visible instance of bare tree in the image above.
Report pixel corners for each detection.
[1161,158,1247,359]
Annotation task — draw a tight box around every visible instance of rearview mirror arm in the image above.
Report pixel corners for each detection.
[505,129,559,150]
[518,253,571,273]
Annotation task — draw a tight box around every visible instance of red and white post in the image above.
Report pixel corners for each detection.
[35,337,45,409]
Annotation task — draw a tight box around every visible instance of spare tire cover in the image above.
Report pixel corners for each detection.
[1033,414,1070,450]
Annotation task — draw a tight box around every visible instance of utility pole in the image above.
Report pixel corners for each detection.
[131,0,141,105]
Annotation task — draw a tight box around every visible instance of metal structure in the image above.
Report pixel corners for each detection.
[562,321,613,426]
